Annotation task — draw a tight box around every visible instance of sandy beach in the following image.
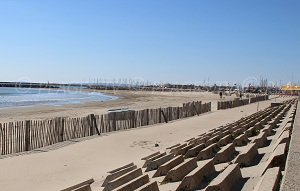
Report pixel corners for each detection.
[1,1,299,190]
[0,96,288,191]
[0,90,237,123]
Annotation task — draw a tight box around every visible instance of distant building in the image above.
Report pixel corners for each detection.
[281,85,300,95]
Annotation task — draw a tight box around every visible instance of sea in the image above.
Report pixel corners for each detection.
[0,87,117,109]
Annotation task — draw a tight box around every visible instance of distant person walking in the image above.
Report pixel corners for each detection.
[219,92,223,99]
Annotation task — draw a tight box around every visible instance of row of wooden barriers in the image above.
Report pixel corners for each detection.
[62,98,298,191]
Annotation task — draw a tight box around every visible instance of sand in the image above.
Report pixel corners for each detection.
[0,90,235,123]
[0,96,288,191]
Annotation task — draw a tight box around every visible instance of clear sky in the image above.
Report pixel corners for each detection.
[0,0,299,86]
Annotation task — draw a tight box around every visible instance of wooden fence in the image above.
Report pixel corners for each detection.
[217,95,269,110]
[249,95,269,103]
[0,101,211,155]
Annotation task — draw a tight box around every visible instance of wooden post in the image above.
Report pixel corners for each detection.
[130,111,135,129]
[146,109,149,126]
[58,118,64,142]
[0,123,3,155]
[62,118,65,141]
[192,102,200,116]
[25,120,31,151]
[90,114,100,135]
[161,110,168,123]
[100,115,104,133]
[55,118,60,143]
[112,113,117,131]
[158,108,162,123]
[88,115,93,135]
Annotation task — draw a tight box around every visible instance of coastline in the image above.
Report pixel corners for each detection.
[0,90,233,123]
[0,87,118,110]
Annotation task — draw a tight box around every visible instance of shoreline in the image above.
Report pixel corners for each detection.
[0,92,118,111]
[0,90,233,123]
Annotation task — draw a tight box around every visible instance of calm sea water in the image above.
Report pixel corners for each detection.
[0,87,117,109]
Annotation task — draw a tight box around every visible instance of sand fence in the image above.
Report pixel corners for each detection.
[0,101,211,155]
[217,95,269,110]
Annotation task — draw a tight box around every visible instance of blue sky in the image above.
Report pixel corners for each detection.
[0,0,299,85]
